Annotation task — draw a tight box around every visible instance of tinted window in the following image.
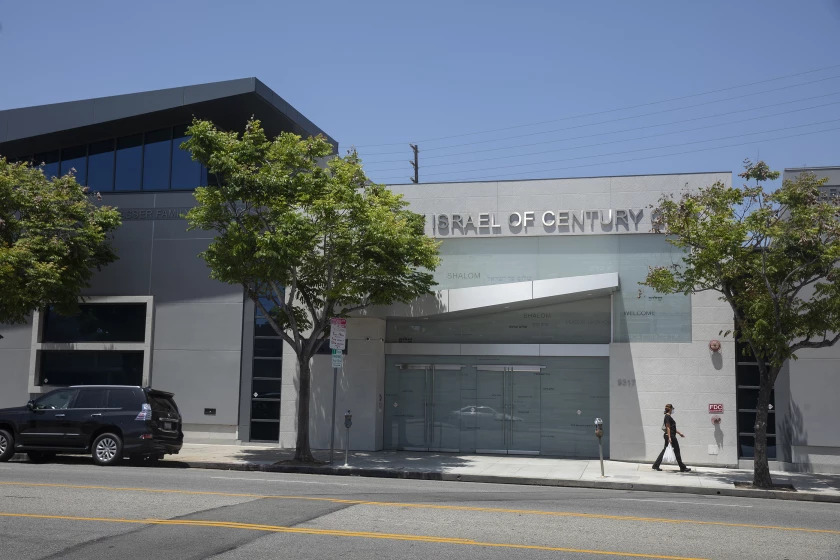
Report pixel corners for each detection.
[148,394,178,414]
[87,140,115,191]
[171,125,201,190]
[34,389,77,410]
[39,351,143,386]
[115,134,142,191]
[60,145,87,185]
[252,359,282,378]
[142,129,172,190]
[107,389,139,409]
[42,303,147,343]
[254,338,283,358]
[36,150,59,179]
[74,388,108,409]
[250,422,279,441]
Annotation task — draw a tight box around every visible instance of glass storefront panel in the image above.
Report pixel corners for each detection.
[384,355,609,457]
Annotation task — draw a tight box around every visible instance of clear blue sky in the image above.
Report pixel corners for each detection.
[2,1,839,186]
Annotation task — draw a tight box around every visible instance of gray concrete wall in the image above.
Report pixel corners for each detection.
[609,290,738,467]
[0,191,245,442]
[279,318,386,451]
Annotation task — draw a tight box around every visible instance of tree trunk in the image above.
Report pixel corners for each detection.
[752,369,775,489]
[294,355,315,463]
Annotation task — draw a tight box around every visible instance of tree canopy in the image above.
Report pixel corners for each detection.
[182,119,440,461]
[0,158,122,324]
[643,160,840,488]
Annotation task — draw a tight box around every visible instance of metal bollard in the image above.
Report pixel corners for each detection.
[343,410,352,467]
[594,418,604,477]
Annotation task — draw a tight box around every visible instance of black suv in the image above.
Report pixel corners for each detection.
[0,386,183,466]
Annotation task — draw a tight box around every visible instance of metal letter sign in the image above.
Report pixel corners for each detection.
[330,318,347,350]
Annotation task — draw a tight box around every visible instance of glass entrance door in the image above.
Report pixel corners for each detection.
[385,363,463,451]
[473,365,543,454]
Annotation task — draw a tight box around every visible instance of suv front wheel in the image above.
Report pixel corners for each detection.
[0,429,14,462]
[92,433,123,466]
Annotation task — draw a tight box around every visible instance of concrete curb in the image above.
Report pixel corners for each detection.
[174,460,840,504]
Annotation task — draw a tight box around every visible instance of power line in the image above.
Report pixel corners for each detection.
[361,90,840,166]
[365,98,840,173]
[346,63,840,149]
[377,126,840,184]
[373,118,840,181]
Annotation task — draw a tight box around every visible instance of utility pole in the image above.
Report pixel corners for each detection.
[409,143,419,184]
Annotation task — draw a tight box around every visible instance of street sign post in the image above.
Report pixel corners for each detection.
[328,318,347,464]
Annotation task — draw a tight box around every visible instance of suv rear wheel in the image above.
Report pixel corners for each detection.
[92,433,123,466]
[0,429,14,462]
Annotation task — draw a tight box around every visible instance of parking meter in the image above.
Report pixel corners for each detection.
[594,418,605,476]
[343,410,352,467]
[594,417,604,439]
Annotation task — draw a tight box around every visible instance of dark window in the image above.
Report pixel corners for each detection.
[74,388,108,409]
[60,145,87,185]
[254,337,284,358]
[148,393,178,414]
[42,303,147,343]
[249,421,280,441]
[35,150,60,179]
[254,316,279,337]
[171,125,201,190]
[252,359,282,378]
[738,435,776,459]
[39,351,143,386]
[735,364,761,387]
[87,140,115,191]
[107,388,139,409]
[142,128,172,190]
[115,134,143,191]
[33,389,77,410]
[251,400,280,420]
[252,379,282,399]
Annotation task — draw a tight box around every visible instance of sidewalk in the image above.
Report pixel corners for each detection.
[163,443,840,503]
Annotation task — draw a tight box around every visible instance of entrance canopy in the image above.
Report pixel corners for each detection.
[378,272,619,319]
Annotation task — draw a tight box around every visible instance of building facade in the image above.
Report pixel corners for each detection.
[1,82,838,473]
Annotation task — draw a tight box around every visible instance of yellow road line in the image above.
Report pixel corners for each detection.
[0,512,708,560]
[1,481,837,535]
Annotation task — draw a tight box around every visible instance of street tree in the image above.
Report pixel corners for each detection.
[182,119,440,462]
[0,157,122,325]
[643,161,840,488]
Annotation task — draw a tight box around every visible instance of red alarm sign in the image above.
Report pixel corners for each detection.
[708,403,724,413]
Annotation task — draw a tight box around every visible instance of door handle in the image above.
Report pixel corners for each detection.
[55,414,66,417]
[90,413,102,417]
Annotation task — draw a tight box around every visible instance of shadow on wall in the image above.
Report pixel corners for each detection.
[781,398,810,470]
[714,421,724,450]
[711,351,723,370]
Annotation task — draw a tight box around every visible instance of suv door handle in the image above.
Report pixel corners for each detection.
[55,414,66,417]
[90,413,102,417]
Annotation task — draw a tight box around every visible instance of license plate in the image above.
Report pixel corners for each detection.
[163,421,174,430]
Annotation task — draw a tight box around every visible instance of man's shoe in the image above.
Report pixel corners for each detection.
[680,468,692,472]
[652,466,662,471]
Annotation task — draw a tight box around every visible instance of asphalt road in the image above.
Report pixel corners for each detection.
[0,459,838,560]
